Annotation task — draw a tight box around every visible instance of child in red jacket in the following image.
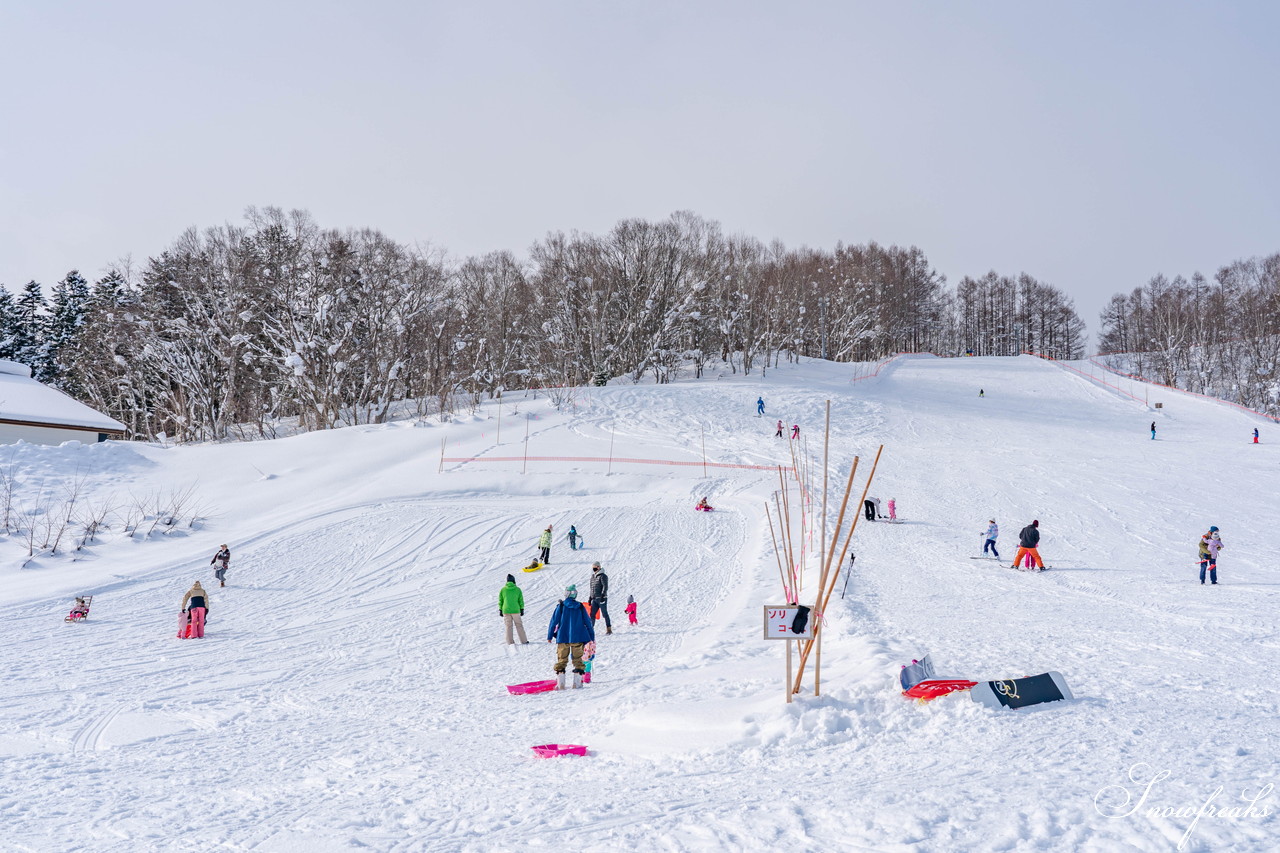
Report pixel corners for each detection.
[625,594,638,625]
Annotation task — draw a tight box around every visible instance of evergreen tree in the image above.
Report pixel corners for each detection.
[12,281,47,377]
[0,288,19,361]
[46,270,92,387]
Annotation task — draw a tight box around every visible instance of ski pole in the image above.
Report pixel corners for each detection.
[841,553,855,599]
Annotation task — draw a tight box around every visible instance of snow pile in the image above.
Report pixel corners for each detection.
[1,355,1276,850]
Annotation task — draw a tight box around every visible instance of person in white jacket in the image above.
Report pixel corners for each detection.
[983,520,1000,559]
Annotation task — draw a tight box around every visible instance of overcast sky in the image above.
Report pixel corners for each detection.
[2,1,1277,341]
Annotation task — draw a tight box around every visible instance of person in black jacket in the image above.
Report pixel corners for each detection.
[588,562,612,635]
[1011,520,1044,570]
[211,545,231,587]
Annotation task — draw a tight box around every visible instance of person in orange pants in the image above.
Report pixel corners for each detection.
[1011,520,1044,570]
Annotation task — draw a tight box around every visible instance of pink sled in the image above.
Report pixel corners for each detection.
[531,744,588,758]
[507,679,558,696]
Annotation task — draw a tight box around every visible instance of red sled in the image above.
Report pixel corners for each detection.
[903,679,978,701]
[695,505,714,512]
[177,610,191,639]
[507,679,558,696]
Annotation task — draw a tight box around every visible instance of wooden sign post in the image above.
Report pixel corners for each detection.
[764,605,813,704]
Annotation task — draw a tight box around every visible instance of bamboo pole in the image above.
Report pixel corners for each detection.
[773,491,794,600]
[793,445,883,695]
[438,436,445,473]
[701,424,707,478]
[818,400,830,695]
[608,424,615,474]
[765,502,792,602]
[496,396,502,444]
[777,468,798,596]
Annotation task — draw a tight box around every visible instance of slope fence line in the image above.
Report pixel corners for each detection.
[442,455,792,472]
[1027,352,1280,423]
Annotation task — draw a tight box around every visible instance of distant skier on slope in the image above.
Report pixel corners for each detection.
[537,525,553,564]
[1198,526,1224,585]
[547,584,595,689]
[1011,520,1044,571]
[791,424,800,439]
[567,525,579,551]
[1150,421,1157,440]
[775,420,784,438]
[1253,428,1260,444]
[887,498,897,522]
[983,519,1000,559]
[757,397,765,417]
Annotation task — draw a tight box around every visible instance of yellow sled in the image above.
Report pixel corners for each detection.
[522,560,545,573]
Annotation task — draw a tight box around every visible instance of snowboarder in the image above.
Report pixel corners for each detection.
[757,397,765,417]
[537,525,552,564]
[983,519,1000,559]
[567,525,579,551]
[500,574,528,644]
[180,581,210,639]
[1150,421,1156,440]
[211,544,230,587]
[791,424,800,440]
[887,498,897,522]
[1011,520,1044,571]
[625,594,638,625]
[547,584,595,689]
[588,561,612,634]
[1253,428,1260,444]
[775,420,784,438]
[1198,526,1224,585]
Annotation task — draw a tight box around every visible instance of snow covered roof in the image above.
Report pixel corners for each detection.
[0,360,126,433]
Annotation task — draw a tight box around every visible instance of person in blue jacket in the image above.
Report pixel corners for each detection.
[757,397,765,417]
[547,584,596,689]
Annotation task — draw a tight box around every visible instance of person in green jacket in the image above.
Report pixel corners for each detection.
[500,574,528,644]
[537,525,553,564]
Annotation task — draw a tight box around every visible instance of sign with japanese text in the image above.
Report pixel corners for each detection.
[762,605,812,639]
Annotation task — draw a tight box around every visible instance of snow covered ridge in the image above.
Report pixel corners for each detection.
[1,356,1277,850]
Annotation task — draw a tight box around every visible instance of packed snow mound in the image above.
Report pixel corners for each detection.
[2,355,1276,851]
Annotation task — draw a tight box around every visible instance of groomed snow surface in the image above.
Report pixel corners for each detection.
[2,355,1276,852]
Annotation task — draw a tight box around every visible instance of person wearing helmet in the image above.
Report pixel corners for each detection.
[547,584,595,689]
[1198,526,1224,585]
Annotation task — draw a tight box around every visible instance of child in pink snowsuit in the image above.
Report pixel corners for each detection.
[625,595,638,625]
[887,499,897,521]
[791,424,800,439]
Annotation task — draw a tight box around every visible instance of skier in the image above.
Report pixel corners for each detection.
[1150,421,1156,440]
[625,594,638,626]
[887,498,897,522]
[180,581,210,639]
[983,519,1000,559]
[757,397,765,417]
[500,574,529,644]
[210,544,230,587]
[537,525,552,564]
[547,584,595,689]
[1011,520,1044,571]
[1253,428,1260,444]
[588,561,613,635]
[775,420,784,438]
[1198,526,1224,585]
[979,389,984,397]
[791,424,800,440]
[567,525,578,551]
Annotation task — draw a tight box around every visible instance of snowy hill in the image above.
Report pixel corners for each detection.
[2,355,1276,852]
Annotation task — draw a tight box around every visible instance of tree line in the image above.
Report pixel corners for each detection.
[1097,254,1280,416]
[2,208,1087,441]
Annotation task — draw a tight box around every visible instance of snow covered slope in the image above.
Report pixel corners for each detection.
[2,355,1276,851]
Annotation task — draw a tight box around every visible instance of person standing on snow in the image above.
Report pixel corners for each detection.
[791,424,800,439]
[588,561,612,635]
[979,389,985,397]
[567,525,579,551]
[1011,520,1044,570]
[757,397,765,417]
[775,420,784,438]
[625,594,638,626]
[547,584,595,689]
[180,581,210,639]
[1198,526,1224,585]
[1253,428,1260,444]
[537,525,553,564]
[500,574,529,644]
[982,519,1000,559]
[1150,421,1157,440]
[887,498,898,521]
[210,544,231,587]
